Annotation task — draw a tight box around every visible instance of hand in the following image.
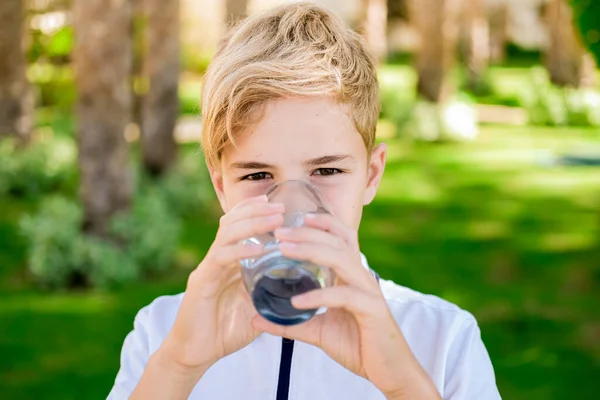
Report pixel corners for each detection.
[161,195,284,373]
[251,213,440,399]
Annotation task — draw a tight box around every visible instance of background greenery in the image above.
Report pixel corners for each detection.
[2,66,600,399]
[1,1,600,399]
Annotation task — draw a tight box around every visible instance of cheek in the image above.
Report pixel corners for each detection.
[319,186,364,229]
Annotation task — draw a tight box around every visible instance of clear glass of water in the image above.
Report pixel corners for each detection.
[239,180,335,326]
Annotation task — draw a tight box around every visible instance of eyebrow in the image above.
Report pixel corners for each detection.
[304,154,354,166]
[230,155,354,170]
[230,161,273,169]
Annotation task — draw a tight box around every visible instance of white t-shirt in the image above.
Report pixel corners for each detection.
[107,258,501,400]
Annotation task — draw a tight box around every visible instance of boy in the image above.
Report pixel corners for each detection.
[108,2,500,399]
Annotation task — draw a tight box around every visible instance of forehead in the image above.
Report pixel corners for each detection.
[223,97,366,166]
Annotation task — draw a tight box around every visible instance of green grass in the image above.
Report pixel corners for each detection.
[367,125,600,399]
[1,125,600,399]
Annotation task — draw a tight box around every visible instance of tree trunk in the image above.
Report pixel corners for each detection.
[545,0,589,87]
[488,2,507,64]
[464,0,489,92]
[73,0,132,237]
[411,0,462,102]
[362,0,388,63]
[0,0,33,141]
[225,0,247,25]
[141,0,179,176]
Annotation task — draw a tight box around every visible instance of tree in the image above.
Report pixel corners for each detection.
[545,0,595,88]
[362,0,388,63]
[0,0,33,141]
[464,0,489,92]
[570,0,600,64]
[488,1,508,63]
[410,0,462,102]
[141,0,179,176]
[225,0,247,25]
[73,0,133,237]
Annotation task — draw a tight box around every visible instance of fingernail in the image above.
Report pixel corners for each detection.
[304,213,317,219]
[268,202,284,210]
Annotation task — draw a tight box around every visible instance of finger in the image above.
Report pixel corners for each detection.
[291,286,383,318]
[251,314,322,345]
[303,213,359,250]
[278,242,376,291]
[232,194,268,209]
[210,241,265,267]
[191,242,265,290]
[217,213,284,245]
[274,226,344,249]
[220,199,284,226]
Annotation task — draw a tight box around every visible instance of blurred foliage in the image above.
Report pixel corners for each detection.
[11,133,213,290]
[27,63,75,110]
[380,85,415,132]
[110,190,182,277]
[19,196,140,290]
[504,43,543,67]
[1,1,599,397]
[570,0,600,63]
[181,45,212,75]
[154,149,214,216]
[19,196,87,289]
[459,70,495,98]
[3,125,600,399]
[19,188,181,290]
[379,65,479,141]
[520,67,600,127]
[406,94,479,141]
[46,26,74,58]
[0,136,76,199]
[27,19,73,64]
[179,79,202,116]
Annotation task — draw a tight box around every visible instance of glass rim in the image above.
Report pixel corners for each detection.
[264,179,330,213]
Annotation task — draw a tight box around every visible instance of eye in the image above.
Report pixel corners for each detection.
[312,168,343,176]
[240,172,273,181]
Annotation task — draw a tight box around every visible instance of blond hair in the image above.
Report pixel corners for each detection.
[201,1,380,170]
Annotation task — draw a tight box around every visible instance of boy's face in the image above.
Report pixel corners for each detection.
[210,97,386,230]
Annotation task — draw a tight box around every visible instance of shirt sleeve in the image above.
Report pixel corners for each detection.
[106,306,151,400]
[443,317,502,400]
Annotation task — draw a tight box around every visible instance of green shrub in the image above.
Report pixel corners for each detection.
[20,190,181,290]
[154,150,215,216]
[179,81,202,116]
[403,94,479,142]
[380,86,415,132]
[28,64,76,110]
[0,136,76,199]
[520,67,600,127]
[111,191,181,274]
[460,70,495,98]
[19,196,87,289]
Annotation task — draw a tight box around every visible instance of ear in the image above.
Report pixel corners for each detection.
[363,142,387,205]
[209,166,229,212]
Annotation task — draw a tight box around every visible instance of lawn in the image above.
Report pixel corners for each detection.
[1,123,599,399]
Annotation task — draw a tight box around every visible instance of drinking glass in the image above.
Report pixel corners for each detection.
[240,180,335,326]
